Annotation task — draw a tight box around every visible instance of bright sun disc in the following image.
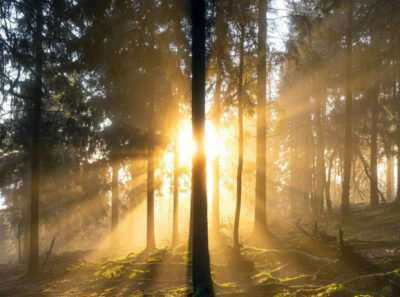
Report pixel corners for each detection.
[178,120,219,166]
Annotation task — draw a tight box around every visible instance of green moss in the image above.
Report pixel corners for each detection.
[252,271,280,284]
[386,269,400,282]
[324,283,346,294]
[281,274,314,286]
[128,268,145,279]
[292,283,356,297]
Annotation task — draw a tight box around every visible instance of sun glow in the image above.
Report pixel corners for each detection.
[178,120,220,165]
[178,123,195,166]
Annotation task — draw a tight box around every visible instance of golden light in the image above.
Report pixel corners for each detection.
[178,123,195,166]
[205,121,219,160]
[178,120,219,165]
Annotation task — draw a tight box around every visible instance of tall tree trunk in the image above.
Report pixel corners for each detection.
[397,143,400,204]
[341,0,353,219]
[146,0,157,251]
[325,149,335,214]
[306,111,316,218]
[394,60,400,205]
[128,162,136,248]
[23,171,30,263]
[233,32,244,250]
[211,76,221,238]
[111,160,120,248]
[322,87,332,214]
[289,137,297,216]
[191,0,213,293]
[146,93,156,250]
[386,146,394,201]
[396,89,400,204]
[172,133,179,247]
[211,0,224,239]
[254,0,268,237]
[211,142,220,236]
[370,31,380,207]
[394,72,399,204]
[28,0,43,275]
[18,221,22,263]
[289,109,302,216]
[315,88,326,216]
[370,92,379,206]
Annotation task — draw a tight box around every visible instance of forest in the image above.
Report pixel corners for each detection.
[1,0,400,296]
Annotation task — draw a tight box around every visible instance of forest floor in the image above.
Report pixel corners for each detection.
[1,203,400,296]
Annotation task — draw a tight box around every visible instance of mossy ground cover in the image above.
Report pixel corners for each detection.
[1,205,399,296]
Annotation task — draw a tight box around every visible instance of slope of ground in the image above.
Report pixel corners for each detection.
[0,204,399,296]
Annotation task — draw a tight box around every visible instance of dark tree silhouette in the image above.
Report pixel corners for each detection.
[211,0,225,239]
[254,0,268,237]
[233,26,245,251]
[315,86,326,216]
[369,32,379,207]
[146,90,156,250]
[28,0,43,275]
[146,1,157,251]
[191,0,213,294]
[341,0,353,219]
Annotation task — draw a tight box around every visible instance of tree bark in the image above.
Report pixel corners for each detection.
[370,91,379,206]
[386,144,394,201]
[28,0,43,275]
[128,162,136,248]
[111,160,120,248]
[146,93,156,250]
[369,31,380,207]
[18,221,22,263]
[395,91,400,205]
[23,171,30,263]
[394,60,400,205]
[191,0,213,293]
[289,137,297,216]
[397,63,400,204]
[211,84,221,237]
[341,0,353,219]
[172,133,179,247]
[325,149,335,214]
[315,88,326,216]
[322,88,332,214]
[306,111,316,218]
[146,0,157,251]
[397,144,400,204]
[211,148,220,235]
[233,31,244,250]
[254,0,268,237]
[211,0,223,236]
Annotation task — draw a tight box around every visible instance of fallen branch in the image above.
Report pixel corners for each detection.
[295,220,336,244]
[40,236,55,273]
